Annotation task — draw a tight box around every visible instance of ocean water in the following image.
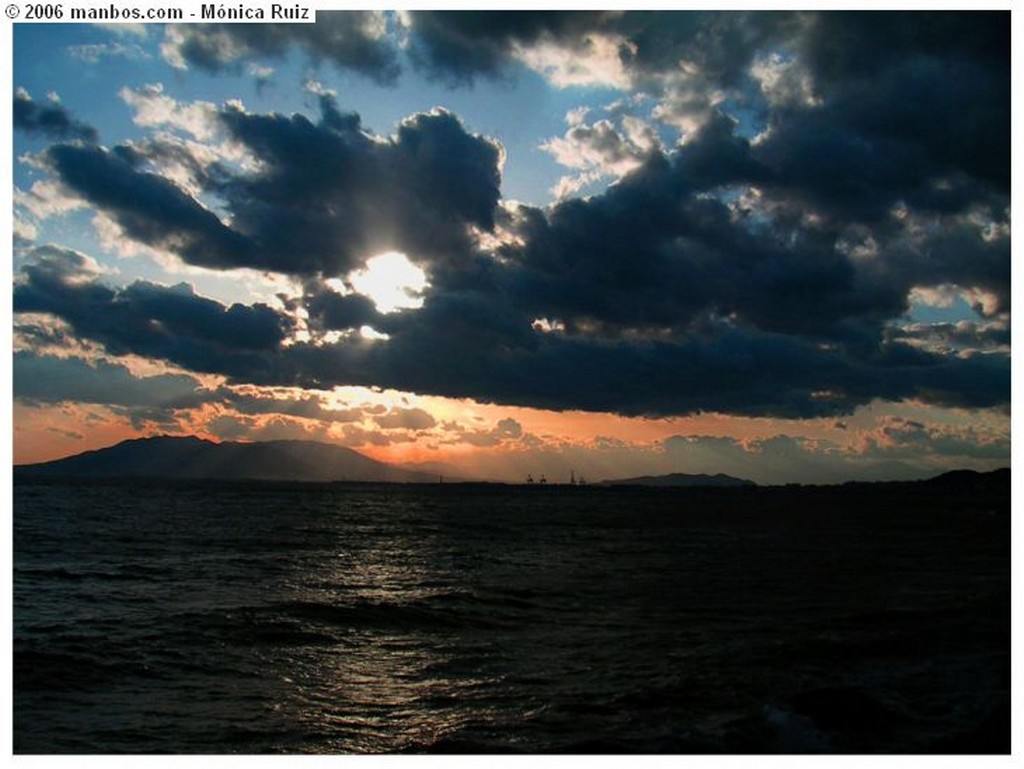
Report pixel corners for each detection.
[13,479,1010,754]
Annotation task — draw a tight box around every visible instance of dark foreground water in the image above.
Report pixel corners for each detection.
[13,478,1010,754]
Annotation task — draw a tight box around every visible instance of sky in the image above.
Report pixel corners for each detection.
[8,9,1013,484]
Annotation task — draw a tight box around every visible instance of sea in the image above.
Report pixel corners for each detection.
[12,478,1010,754]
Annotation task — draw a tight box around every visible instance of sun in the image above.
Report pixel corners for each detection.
[348,251,429,314]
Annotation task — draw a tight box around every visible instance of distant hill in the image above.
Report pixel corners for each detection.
[600,472,756,488]
[921,467,1010,491]
[14,436,439,484]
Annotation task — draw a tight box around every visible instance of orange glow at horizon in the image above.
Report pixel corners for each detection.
[12,386,839,465]
[13,402,140,466]
[15,380,1002,483]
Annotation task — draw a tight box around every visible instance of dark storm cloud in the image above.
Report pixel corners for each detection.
[215,100,503,275]
[19,12,1009,420]
[271,297,1008,418]
[750,58,1010,224]
[42,99,503,278]
[486,46,1008,348]
[160,11,789,89]
[616,11,800,83]
[796,12,1008,92]
[488,124,912,345]
[14,89,98,143]
[404,11,799,88]
[163,13,400,84]
[14,239,1010,418]
[409,11,1008,217]
[405,11,617,83]
[14,246,291,378]
[303,284,381,332]
[161,11,789,89]
[13,351,202,408]
[117,134,232,194]
[42,143,254,270]
[813,12,1010,192]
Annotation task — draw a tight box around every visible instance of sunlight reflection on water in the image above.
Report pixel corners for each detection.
[13,481,1010,753]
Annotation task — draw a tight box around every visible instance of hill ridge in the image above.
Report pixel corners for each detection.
[14,435,437,484]
[599,471,757,488]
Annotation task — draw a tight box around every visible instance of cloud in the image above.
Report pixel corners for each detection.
[16,114,1010,419]
[495,417,523,439]
[405,11,1008,188]
[106,137,230,203]
[95,23,148,38]
[750,52,820,109]
[856,416,1009,461]
[13,351,202,409]
[40,143,254,270]
[14,179,88,221]
[196,386,365,424]
[204,413,338,444]
[515,32,636,89]
[373,406,438,431]
[119,83,220,141]
[68,42,151,63]
[14,216,37,248]
[402,11,779,94]
[449,416,525,447]
[213,99,503,275]
[659,408,1009,485]
[542,115,660,198]
[304,284,382,332]
[887,319,1010,355]
[14,88,98,143]
[14,246,292,379]
[204,413,255,440]
[403,10,800,138]
[160,12,399,84]
[339,423,405,447]
[15,13,1009,423]
[46,426,86,441]
[660,434,912,485]
[39,97,503,280]
[404,11,618,84]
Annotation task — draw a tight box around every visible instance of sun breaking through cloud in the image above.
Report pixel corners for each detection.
[12,11,1010,482]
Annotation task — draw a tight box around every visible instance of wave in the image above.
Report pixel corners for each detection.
[266,595,509,632]
[14,481,1010,754]
[13,649,163,693]
[15,565,163,583]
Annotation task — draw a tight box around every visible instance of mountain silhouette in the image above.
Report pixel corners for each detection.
[14,436,438,483]
[600,472,756,488]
